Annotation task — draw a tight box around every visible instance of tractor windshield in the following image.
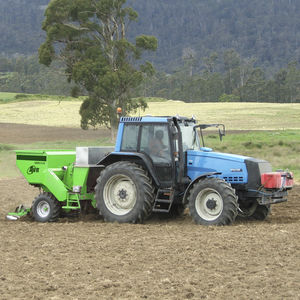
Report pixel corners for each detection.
[179,123,200,151]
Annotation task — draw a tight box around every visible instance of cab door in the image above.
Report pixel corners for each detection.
[139,124,174,187]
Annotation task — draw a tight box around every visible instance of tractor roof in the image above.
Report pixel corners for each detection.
[119,116,196,124]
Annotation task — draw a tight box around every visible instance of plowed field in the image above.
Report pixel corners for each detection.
[1,181,299,300]
[0,124,299,299]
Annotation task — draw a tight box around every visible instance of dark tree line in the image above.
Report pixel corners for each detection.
[0,55,73,95]
[1,50,300,103]
[2,0,300,75]
[138,50,300,103]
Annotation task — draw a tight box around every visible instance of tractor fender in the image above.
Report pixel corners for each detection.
[183,172,221,204]
[98,152,160,187]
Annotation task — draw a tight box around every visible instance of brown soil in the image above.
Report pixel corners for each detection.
[0,124,299,299]
[0,123,109,144]
[0,178,299,300]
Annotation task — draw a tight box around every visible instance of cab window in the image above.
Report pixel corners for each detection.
[140,124,171,163]
[121,124,139,151]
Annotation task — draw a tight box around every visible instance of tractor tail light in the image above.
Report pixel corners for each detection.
[261,172,294,189]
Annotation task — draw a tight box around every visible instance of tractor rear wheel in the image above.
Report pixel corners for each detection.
[188,178,238,225]
[31,193,61,222]
[95,162,155,223]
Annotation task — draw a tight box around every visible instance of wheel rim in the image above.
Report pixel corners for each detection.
[195,188,223,221]
[103,174,137,216]
[36,200,51,218]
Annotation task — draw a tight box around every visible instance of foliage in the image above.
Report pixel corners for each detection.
[39,0,157,134]
[139,51,300,103]
[0,55,74,95]
[2,1,300,74]
[219,94,239,103]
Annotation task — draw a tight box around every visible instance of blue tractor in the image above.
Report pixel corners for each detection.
[94,116,293,225]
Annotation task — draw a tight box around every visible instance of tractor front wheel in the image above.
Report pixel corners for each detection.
[31,193,61,222]
[188,178,238,225]
[95,162,155,223]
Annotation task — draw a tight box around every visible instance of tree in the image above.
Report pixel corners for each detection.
[239,68,266,102]
[223,49,241,94]
[182,47,197,77]
[286,61,300,102]
[39,0,157,139]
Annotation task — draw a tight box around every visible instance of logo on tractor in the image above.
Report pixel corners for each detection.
[27,165,39,175]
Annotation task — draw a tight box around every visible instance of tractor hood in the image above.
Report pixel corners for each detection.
[186,149,271,186]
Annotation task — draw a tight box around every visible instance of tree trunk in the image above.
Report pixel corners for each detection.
[110,126,117,143]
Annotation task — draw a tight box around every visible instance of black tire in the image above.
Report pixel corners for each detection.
[237,200,258,218]
[31,193,61,222]
[95,162,155,223]
[250,204,271,220]
[237,199,271,221]
[169,203,186,217]
[188,178,238,225]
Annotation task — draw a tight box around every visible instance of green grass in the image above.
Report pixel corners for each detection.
[138,97,168,103]
[204,130,300,180]
[0,92,19,103]
[0,92,83,104]
[0,92,167,105]
[0,94,299,180]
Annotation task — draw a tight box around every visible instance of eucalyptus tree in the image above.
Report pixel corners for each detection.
[39,0,157,138]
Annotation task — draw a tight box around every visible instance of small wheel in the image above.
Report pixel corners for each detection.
[250,204,271,220]
[95,162,155,223]
[238,199,271,221]
[188,178,238,225]
[32,193,61,222]
[237,200,258,218]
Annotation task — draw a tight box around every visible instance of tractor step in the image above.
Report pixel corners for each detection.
[62,193,81,210]
[152,189,174,213]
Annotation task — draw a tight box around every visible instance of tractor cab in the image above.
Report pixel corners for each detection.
[114,116,200,188]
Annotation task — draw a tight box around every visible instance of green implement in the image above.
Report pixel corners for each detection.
[7,147,112,222]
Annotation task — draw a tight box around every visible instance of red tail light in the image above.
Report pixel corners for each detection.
[261,172,293,189]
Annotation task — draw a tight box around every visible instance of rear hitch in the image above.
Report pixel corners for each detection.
[6,205,30,221]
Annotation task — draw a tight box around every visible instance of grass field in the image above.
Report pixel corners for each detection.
[0,93,299,180]
[0,96,300,130]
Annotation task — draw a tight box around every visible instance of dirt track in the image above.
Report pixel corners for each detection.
[0,123,300,299]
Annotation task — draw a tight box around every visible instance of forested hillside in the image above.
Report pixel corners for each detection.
[1,0,300,102]
[130,0,300,73]
[0,0,48,55]
[1,0,300,72]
